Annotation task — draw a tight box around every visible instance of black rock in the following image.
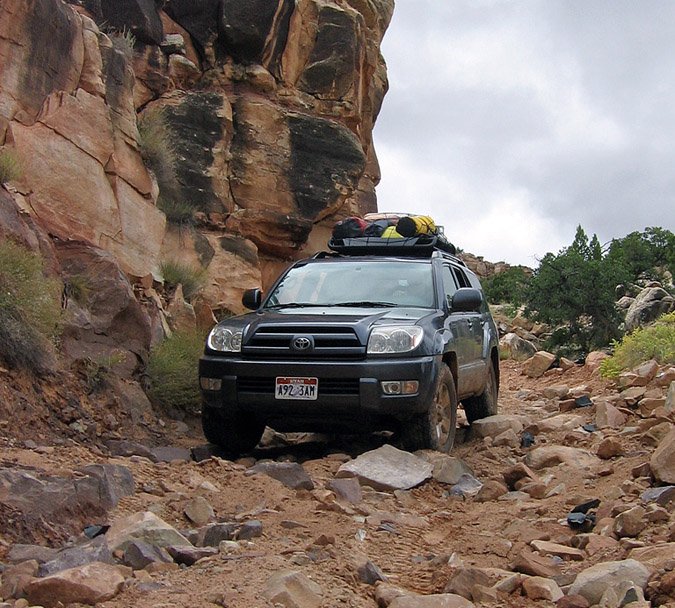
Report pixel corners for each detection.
[575,395,594,408]
[520,431,536,448]
[199,523,238,547]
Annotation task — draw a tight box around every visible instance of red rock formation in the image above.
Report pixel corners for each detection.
[0,0,393,320]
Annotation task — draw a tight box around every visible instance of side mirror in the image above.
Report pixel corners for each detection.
[242,288,262,310]
[451,288,483,312]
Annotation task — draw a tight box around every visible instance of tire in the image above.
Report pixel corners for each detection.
[400,364,457,453]
[201,406,264,455]
[463,361,498,425]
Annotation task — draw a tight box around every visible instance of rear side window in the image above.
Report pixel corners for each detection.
[452,267,471,288]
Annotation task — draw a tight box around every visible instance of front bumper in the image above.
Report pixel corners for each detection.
[199,355,439,432]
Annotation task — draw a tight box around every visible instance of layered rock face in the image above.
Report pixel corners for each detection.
[0,0,393,316]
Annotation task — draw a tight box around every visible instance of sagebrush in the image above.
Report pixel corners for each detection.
[160,259,206,302]
[147,329,205,415]
[0,240,62,374]
[600,312,675,378]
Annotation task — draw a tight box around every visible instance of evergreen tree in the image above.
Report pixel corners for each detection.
[525,226,629,355]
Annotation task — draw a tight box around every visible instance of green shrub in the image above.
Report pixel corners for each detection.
[0,240,62,373]
[147,329,205,415]
[157,194,193,226]
[0,148,22,183]
[160,259,206,302]
[111,28,136,59]
[138,108,176,186]
[483,266,530,306]
[600,312,675,378]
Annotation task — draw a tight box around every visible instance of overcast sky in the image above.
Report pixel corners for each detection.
[373,1,675,267]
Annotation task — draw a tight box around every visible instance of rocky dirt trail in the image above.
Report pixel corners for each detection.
[0,359,674,608]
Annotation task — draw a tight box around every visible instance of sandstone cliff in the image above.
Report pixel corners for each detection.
[1,0,392,294]
[0,0,393,374]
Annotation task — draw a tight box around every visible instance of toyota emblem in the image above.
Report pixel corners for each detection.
[292,336,312,351]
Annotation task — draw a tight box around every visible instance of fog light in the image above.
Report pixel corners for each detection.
[200,377,222,391]
[381,380,419,395]
[381,381,402,395]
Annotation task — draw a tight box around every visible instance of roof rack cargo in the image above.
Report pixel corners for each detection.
[328,234,458,258]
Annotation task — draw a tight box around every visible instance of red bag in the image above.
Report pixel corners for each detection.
[332,217,368,239]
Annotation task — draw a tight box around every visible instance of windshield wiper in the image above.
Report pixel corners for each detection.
[333,301,398,308]
[265,302,326,309]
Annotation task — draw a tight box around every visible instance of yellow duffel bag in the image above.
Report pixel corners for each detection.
[396,215,436,237]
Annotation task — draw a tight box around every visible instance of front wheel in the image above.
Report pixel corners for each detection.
[399,363,457,453]
[201,406,264,455]
[462,361,498,424]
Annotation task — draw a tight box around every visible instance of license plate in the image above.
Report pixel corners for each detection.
[275,377,318,400]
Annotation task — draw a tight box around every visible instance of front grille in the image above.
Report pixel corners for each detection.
[237,377,360,396]
[243,325,364,359]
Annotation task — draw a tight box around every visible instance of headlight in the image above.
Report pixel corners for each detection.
[207,326,243,352]
[367,326,423,354]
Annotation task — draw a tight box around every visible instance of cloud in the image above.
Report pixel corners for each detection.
[373,1,675,266]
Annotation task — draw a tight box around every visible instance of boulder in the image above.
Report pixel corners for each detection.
[624,286,675,332]
[650,428,675,484]
[26,562,125,607]
[628,543,675,570]
[567,559,650,605]
[337,445,433,491]
[522,576,563,601]
[525,446,599,470]
[595,402,627,429]
[523,351,556,378]
[666,380,675,413]
[262,570,323,608]
[389,595,475,608]
[183,496,215,526]
[250,461,315,490]
[471,415,528,439]
[105,511,192,553]
[39,537,114,577]
[499,333,537,362]
[613,506,647,538]
[585,351,609,370]
[427,455,475,485]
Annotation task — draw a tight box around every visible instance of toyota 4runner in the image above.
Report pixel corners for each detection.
[199,235,499,454]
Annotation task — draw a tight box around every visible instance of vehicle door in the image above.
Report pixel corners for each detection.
[450,265,486,394]
[440,264,474,397]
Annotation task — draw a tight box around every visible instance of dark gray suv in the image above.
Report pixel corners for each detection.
[199,239,499,455]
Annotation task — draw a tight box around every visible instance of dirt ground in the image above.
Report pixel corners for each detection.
[0,360,671,607]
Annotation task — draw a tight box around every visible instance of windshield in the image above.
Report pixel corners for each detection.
[265,260,436,309]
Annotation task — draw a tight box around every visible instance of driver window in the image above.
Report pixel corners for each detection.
[441,265,458,308]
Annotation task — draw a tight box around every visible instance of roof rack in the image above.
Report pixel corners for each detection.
[328,234,458,258]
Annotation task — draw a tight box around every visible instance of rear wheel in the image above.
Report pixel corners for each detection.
[463,361,498,424]
[400,364,457,453]
[201,406,264,455]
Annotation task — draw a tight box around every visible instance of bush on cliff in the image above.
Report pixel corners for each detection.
[600,311,675,378]
[147,329,205,416]
[0,240,62,374]
[160,260,206,302]
[0,148,22,183]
